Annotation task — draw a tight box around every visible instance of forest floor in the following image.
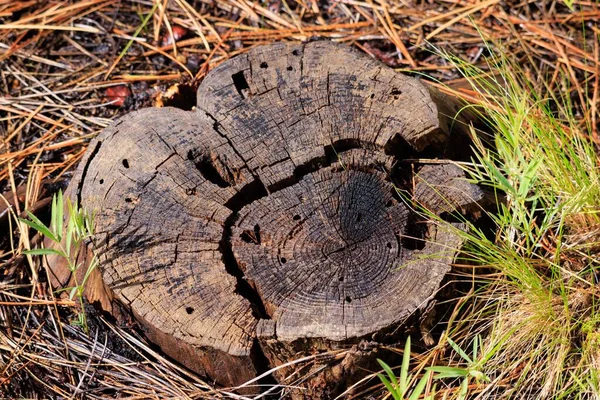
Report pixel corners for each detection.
[1,0,599,399]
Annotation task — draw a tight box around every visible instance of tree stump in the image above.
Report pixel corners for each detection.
[48,41,483,396]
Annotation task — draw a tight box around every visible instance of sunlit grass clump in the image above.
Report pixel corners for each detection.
[440,47,600,399]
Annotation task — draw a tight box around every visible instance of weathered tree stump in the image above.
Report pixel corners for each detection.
[48,41,483,397]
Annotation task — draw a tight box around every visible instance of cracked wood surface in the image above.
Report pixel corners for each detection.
[50,41,481,393]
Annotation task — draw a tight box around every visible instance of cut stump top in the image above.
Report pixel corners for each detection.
[60,41,480,389]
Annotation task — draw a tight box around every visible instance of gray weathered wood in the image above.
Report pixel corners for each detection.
[415,163,485,215]
[49,41,480,395]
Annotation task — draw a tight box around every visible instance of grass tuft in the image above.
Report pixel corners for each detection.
[428,41,600,399]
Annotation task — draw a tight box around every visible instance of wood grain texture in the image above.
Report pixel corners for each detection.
[50,40,481,394]
[415,163,485,215]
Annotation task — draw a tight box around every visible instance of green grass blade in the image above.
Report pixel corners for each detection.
[54,286,74,295]
[68,286,79,301]
[66,198,80,240]
[400,336,411,394]
[458,377,469,400]
[81,257,99,286]
[377,359,398,396]
[427,366,469,379]
[377,359,399,389]
[56,190,63,241]
[84,210,94,237]
[377,373,402,400]
[51,193,58,239]
[408,370,432,400]
[23,248,65,257]
[447,337,472,364]
[65,216,74,258]
[19,214,58,243]
[111,3,158,75]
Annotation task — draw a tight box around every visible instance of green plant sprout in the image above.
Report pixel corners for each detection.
[19,190,98,333]
[428,335,491,400]
[377,337,435,400]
